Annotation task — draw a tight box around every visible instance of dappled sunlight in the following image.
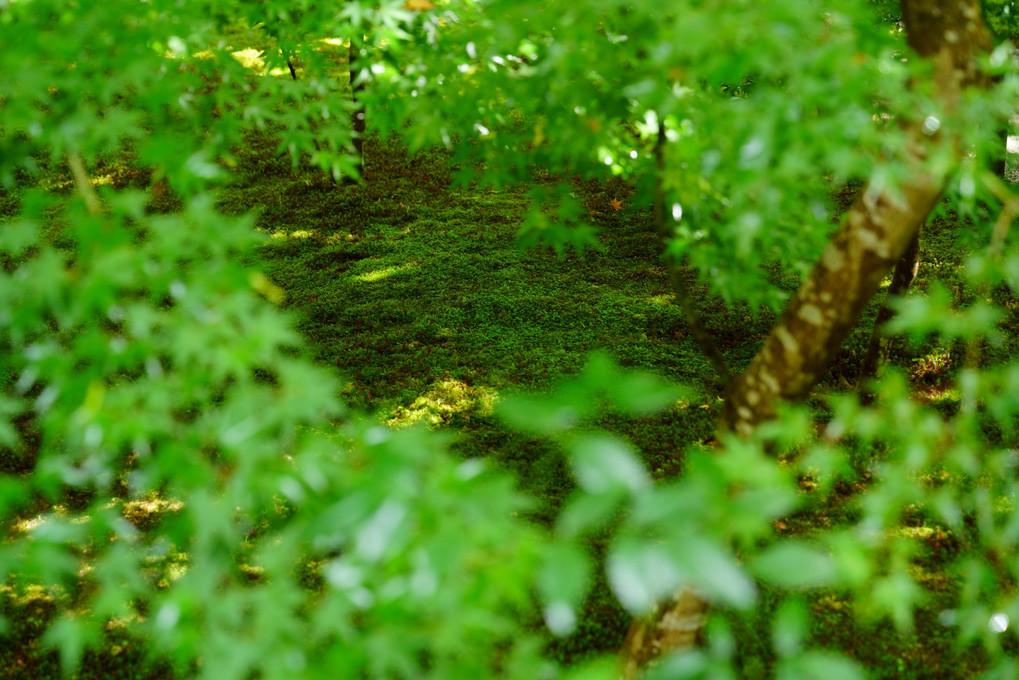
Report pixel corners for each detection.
[11,497,186,537]
[228,38,349,78]
[326,231,360,244]
[0,583,51,607]
[231,48,265,72]
[122,497,185,529]
[268,229,360,243]
[386,379,499,428]
[908,347,961,405]
[12,513,46,535]
[229,48,302,78]
[270,229,318,240]
[353,262,418,283]
[912,385,960,405]
[910,347,953,383]
[11,505,91,535]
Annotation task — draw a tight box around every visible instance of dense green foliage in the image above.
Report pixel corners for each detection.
[2,1,1019,679]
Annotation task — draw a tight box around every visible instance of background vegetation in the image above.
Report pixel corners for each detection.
[2,1,1019,679]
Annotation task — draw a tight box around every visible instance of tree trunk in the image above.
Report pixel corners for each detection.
[620,0,993,674]
[856,227,922,401]
[719,170,943,434]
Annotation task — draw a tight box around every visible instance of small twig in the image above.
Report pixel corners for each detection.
[856,228,922,401]
[963,171,1018,369]
[981,169,1018,259]
[654,120,731,386]
[66,150,101,217]
[990,204,1015,260]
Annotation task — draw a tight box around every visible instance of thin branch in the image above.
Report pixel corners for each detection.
[654,121,731,386]
[964,170,1017,368]
[856,227,922,401]
[67,151,101,217]
[983,170,1018,260]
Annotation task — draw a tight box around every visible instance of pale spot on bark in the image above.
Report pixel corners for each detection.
[822,246,843,271]
[775,326,799,354]
[854,228,890,257]
[759,370,779,393]
[660,607,705,632]
[862,189,879,209]
[737,406,752,421]
[746,390,760,406]
[820,291,833,303]
[798,304,824,325]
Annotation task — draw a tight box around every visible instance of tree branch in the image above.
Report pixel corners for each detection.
[654,122,731,387]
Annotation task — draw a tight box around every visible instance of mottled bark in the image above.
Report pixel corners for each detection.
[654,122,731,387]
[720,174,943,434]
[857,227,922,400]
[620,0,993,674]
[620,589,707,680]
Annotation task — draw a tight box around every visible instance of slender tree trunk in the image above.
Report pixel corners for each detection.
[994,125,1008,178]
[653,122,731,387]
[621,589,708,679]
[620,1,993,674]
[350,38,366,181]
[856,227,922,400]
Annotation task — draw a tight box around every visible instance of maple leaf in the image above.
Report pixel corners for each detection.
[609,197,623,211]
[404,0,436,9]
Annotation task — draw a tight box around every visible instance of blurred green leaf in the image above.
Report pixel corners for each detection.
[778,651,865,680]
[569,434,650,495]
[772,598,808,658]
[557,490,626,539]
[607,540,681,615]
[539,542,591,636]
[751,542,840,588]
[42,614,94,677]
[680,535,756,609]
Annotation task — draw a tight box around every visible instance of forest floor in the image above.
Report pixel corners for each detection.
[217,131,1008,676]
[2,129,1017,678]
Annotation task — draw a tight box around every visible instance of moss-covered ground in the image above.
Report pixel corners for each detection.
[2,125,1018,678]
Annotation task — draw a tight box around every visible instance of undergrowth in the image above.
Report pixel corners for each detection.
[1,124,1016,678]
